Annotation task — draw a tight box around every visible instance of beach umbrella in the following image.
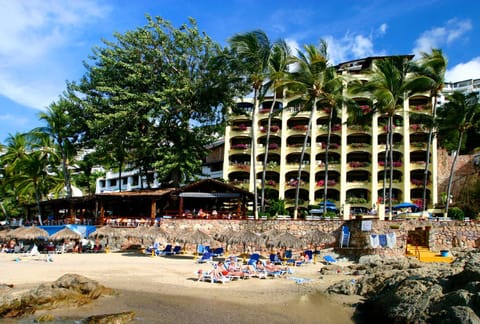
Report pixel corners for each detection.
[393,202,419,209]
[266,231,303,249]
[302,229,336,247]
[10,226,49,240]
[214,228,236,255]
[229,229,263,254]
[142,226,170,242]
[177,229,212,259]
[88,226,120,238]
[50,227,82,241]
[0,228,13,241]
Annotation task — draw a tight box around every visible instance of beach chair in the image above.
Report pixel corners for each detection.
[304,250,314,264]
[171,246,182,255]
[284,250,295,266]
[323,255,337,265]
[212,247,224,257]
[269,253,282,265]
[247,253,260,265]
[196,251,212,263]
[197,244,204,255]
[340,226,350,248]
[158,244,172,256]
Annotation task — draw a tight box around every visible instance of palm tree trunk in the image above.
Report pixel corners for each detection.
[388,116,394,219]
[294,102,315,219]
[252,89,259,219]
[382,124,389,211]
[422,97,438,211]
[323,107,333,215]
[445,131,463,216]
[261,94,277,213]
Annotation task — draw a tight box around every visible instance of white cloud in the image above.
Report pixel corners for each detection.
[378,23,388,35]
[445,57,480,83]
[412,18,472,57]
[0,0,111,110]
[324,33,385,65]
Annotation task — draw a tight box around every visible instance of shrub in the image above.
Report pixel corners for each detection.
[448,207,464,220]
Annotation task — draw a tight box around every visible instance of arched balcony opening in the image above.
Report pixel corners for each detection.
[410,150,429,164]
[316,134,341,150]
[230,136,251,151]
[315,171,340,187]
[285,188,309,206]
[377,151,403,168]
[347,133,371,145]
[410,188,430,209]
[228,171,250,188]
[346,188,370,204]
[377,170,403,182]
[287,135,310,148]
[285,170,309,188]
[347,170,370,182]
[259,117,282,133]
[317,116,341,133]
[235,102,253,113]
[286,152,310,165]
[287,117,309,131]
[378,133,403,146]
[409,96,431,114]
[231,119,252,131]
[378,114,404,127]
[347,151,371,168]
[377,188,403,205]
[410,170,431,187]
[229,153,250,165]
[314,189,340,202]
[259,100,283,114]
[257,153,280,166]
[258,135,281,150]
[315,152,340,165]
[410,133,429,149]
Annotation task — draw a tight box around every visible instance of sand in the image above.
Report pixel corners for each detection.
[0,251,361,323]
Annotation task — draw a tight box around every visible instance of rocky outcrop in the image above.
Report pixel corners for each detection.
[326,251,480,323]
[0,274,115,318]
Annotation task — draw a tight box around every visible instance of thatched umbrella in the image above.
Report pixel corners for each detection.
[302,229,336,247]
[266,231,303,250]
[88,226,120,238]
[177,229,212,258]
[229,229,263,254]
[10,226,49,240]
[50,227,82,241]
[214,228,236,255]
[142,226,170,242]
[0,228,13,241]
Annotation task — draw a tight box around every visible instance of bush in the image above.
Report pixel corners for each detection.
[448,207,464,220]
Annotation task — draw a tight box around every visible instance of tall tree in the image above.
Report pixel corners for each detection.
[229,30,274,219]
[70,16,243,189]
[259,40,290,213]
[34,97,77,198]
[411,49,447,210]
[285,41,344,218]
[350,56,419,219]
[437,91,480,216]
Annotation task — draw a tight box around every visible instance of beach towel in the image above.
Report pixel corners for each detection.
[288,277,311,284]
[370,234,380,248]
[379,234,387,247]
[386,232,397,248]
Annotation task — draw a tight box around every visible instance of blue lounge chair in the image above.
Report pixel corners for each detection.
[158,244,172,256]
[269,253,282,265]
[247,253,260,265]
[196,251,212,263]
[304,250,314,264]
[212,247,224,257]
[323,255,337,264]
[197,244,205,255]
[170,246,182,255]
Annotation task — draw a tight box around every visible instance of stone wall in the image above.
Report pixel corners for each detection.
[117,219,480,256]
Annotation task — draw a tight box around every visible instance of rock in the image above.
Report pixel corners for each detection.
[85,311,136,323]
[0,274,114,319]
[431,306,480,324]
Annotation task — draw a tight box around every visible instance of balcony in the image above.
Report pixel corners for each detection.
[229,163,251,172]
[348,161,371,170]
[285,179,309,190]
[230,143,250,151]
[259,125,281,134]
[410,105,430,113]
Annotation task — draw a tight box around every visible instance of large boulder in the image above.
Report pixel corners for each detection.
[0,274,114,318]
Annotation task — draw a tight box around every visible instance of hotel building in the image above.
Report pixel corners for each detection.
[222,56,438,218]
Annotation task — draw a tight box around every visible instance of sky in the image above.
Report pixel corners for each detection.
[0,0,479,144]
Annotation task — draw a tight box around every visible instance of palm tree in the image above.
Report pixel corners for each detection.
[34,97,77,199]
[229,30,274,219]
[437,91,480,216]
[285,41,344,218]
[259,40,290,213]
[350,56,419,219]
[411,49,447,211]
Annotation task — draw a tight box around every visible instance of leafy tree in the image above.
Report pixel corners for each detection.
[411,49,447,210]
[71,16,243,188]
[229,30,275,219]
[350,56,420,218]
[437,91,480,215]
[285,41,345,218]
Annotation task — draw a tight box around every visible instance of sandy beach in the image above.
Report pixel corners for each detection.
[0,251,361,323]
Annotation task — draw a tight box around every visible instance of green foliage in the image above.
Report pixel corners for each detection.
[268,199,286,217]
[448,207,464,220]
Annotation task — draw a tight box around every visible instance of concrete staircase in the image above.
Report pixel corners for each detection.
[406,244,454,263]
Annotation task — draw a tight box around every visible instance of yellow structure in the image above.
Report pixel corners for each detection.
[223,56,438,219]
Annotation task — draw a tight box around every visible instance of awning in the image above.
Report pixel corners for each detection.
[179,192,241,198]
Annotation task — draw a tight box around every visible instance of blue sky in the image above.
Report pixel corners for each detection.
[1,0,479,144]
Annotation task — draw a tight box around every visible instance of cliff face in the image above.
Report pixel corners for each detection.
[437,149,478,198]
